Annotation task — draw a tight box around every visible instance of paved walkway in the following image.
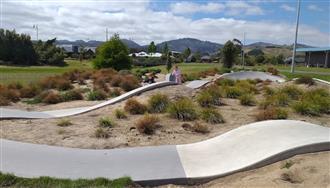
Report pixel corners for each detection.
[1,120,329,185]
[220,71,285,82]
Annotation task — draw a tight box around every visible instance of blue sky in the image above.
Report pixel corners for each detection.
[1,0,329,46]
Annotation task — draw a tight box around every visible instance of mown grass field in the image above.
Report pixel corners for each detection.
[0,60,92,84]
[1,60,329,84]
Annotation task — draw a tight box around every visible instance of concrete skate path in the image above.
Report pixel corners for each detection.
[1,120,329,185]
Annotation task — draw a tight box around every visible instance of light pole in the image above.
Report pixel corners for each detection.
[33,24,39,40]
[291,0,301,73]
[242,32,246,70]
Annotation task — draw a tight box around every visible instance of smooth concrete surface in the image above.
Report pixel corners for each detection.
[220,71,285,82]
[185,80,209,89]
[1,120,329,185]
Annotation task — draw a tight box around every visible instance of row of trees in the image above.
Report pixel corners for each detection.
[0,29,65,66]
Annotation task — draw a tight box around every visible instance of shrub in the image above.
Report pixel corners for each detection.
[57,119,72,127]
[222,86,242,99]
[167,97,198,121]
[110,74,122,87]
[292,95,330,116]
[87,90,107,101]
[197,86,222,107]
[267,67,279,75]
[114,109,127,119]
[38,76,73,91]
[239,94,256,106]
[61,89,83,101]
[236,80,258,94]
[263,86,276,96]
[124,98,147,114]
[94,128,109,138]
[109,88,122,97]
[0,88,20,102]
[98,117,115,128]
[7,82,23,90]
[273,93,290,107]
[0,96,10,106]
[216,79,235,86]
[200,108,225,124]
[148,93,170,113]
[280,85,303,100]
[94,78,110,92]
[255,107,288,121]
[119,75,140,92]
[41,91,62,104]
[192,122,209,133]
[19,84,40,98]
[135,114,160,134]
[295,76,315,86]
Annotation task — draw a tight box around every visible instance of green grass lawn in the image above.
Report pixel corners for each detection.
[0,60,92,84]
[0,172,133,188]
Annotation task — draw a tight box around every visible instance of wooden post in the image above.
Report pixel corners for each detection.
[325,51,329,68]
[308,52,311,67]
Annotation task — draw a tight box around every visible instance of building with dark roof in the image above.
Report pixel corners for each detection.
[296,47,330,68]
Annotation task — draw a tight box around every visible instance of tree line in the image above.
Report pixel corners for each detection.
[0,29,65,66]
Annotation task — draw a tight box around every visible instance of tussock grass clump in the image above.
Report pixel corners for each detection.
[61,89,83,102]
[167,97,198,121]
[94,128,109,139]
[114,109,127,119]
[239,94,256,106]
[196,85,222,107]
[0,88,20,102]
[295,76,315,86]
[280,85,303,100]
[7,82,23,90]
[192,122,209,134]
[136,114,160,134]
[124,98,147,114]
[292,88,330,116]
[267,67,279,75]
[263,86,276,96]
[87,90,107,101]
[109,88,121,97]
[119,75,140,92]
[0,96,10,106]
[148,93,170,113]
[255,107,288,121]
[98,117,115,128]
[222,86,243,99]
[19,84,40,98]
[200,108,225,124]
[39,76,73,91]
[236,80,258,94]
[57,119,73,127]
[41,91,62,104]
[216,79,235,86]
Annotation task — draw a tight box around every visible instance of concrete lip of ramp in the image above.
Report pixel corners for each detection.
[220,71,285,82]
[1,120,329,185]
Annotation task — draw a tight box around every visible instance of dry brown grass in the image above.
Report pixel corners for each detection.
[124,98,147,114]
[135,114,160,134]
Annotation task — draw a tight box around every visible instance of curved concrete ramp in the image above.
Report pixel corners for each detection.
[221,71,285,82]
[0,81,176,119]
[1,120,329,185]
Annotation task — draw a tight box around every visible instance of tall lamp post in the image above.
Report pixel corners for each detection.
[291,0,301,73]
[33,24,39,41]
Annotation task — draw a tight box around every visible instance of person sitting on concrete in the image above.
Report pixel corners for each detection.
[171,65,182,84]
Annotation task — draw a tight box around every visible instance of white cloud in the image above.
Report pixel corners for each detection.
[280,4,295,12]
[1,1,329,46]
[308,4,323,12]
[225,1,264,16]
[170,2,224,15]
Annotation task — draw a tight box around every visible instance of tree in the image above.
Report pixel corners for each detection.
[162,42,169,56]
[183,47,191,59]
[0,29,37,65]
[34,38,65,66]
[247,48,264,56]
[148,41,157,54]
[93,34,132,70]
[221,40,240,68]
[166,54,172,73]
[255,54,265,64]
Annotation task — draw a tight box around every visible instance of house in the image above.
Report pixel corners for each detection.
[57,44,79,55]
[201,55,211,63]
[296,47,330,68]
[129,51,162,58]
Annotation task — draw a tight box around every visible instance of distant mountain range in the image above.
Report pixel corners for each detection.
[56,38,313,54]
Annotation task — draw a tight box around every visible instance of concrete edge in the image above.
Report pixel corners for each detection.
[183,142,330,185]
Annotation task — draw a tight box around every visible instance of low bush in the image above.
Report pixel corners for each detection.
[19,84,40,98]
[39,76,73,91]
[292,89,330,116]
[114,109,127,119]
[7,82,23,90]
[148,93,170,113]
[167,97,198,121]
[0,88,20,102]
[267,67,279,75]
[98,117,115,128]
[57,119,73,127]
[255,107,288,121]
[61,89,83,102]
[135,114,160,134]
[182,73,199,82]
[109,88,121,97]
[119,75,140,92]
[200,108,225,124]
[124,98,147,114]
[192,122,209,133]
[295,76,315,86]
[222,86,242,99]
[280,85,303,100]
[263,86,276,96]
[197,86,222,107]
[87,90,107,101]
[41,91,62,104]
[239,94,256,106]
[0,96,10,106]
[216,79,235,86]
[94,128,109,138]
